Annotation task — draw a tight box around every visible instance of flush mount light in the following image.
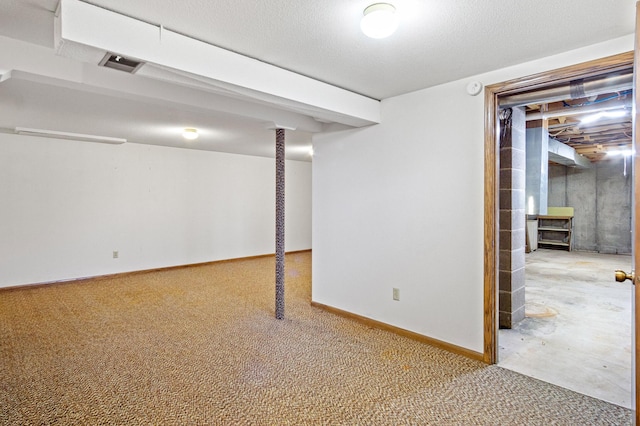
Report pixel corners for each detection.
[182,128,199,140]
[361,3,398,39]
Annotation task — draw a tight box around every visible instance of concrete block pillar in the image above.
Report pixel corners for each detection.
[499,107,526,328]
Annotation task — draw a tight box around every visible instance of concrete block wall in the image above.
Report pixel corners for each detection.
[548,157,632,254]
[499,107,526,328]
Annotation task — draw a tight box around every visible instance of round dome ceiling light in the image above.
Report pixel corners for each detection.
[182,128,199,140]
[360,3,398,39]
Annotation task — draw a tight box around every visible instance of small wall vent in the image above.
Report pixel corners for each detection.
[99,53,144,73]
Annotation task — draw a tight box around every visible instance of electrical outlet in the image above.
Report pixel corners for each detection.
[113,250,119,259]
[393,288,400,301]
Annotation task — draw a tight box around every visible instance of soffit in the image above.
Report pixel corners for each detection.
[0,0,635,100]
[0,72,314,160]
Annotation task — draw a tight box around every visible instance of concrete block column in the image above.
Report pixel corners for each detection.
[499,107,526,328]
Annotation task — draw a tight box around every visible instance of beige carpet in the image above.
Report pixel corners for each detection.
[0,252,632,425]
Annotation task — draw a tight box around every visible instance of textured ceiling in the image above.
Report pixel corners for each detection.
[0,0,635,100]
[0,0,634,162]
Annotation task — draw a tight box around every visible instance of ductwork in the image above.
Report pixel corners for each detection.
[499,72,633,108]
[547,138,591,169]
[525,97,632,121]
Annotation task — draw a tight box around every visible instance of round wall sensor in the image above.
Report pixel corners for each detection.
[466,81,483,96]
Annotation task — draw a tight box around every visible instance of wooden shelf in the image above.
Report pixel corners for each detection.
[538,240,569,246]
[538,227,569,232]
[538,215,573,251]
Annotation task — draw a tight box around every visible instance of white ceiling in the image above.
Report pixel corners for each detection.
[3,0,635,99]
[0,0,635,160]
[0,72,314,157]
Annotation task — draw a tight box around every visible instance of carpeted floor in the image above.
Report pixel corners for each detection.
[0,251,632,425]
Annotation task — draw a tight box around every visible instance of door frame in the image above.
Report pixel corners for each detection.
[483,51,635,364]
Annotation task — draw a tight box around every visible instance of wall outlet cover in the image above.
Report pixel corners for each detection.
[393,288,400,301]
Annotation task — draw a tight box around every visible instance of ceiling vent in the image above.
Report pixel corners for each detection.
[99,53,144,73]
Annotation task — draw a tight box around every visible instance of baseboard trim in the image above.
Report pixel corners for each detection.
[311,301,485,363]
[0,249,312,292]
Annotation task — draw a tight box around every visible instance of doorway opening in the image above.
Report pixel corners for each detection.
[483,51,634,405]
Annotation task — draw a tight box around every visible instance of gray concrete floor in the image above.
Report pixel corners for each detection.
[498,249,633,408]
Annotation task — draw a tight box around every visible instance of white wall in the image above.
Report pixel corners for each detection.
[0,133,311,288]
[312,35,634,354]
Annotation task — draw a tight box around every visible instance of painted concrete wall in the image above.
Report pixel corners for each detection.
[548,158,632,254]
[0,133,312,288]
[312,35,634,353]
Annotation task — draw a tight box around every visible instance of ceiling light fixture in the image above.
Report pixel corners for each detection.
[361,3,398,39]
[182,128,199,140]
[607,148,635,157]
[15,127,126,144]
[580,109,630,124]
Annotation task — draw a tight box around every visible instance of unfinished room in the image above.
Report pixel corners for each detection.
[1,0,638,424]
[497,71,634,408]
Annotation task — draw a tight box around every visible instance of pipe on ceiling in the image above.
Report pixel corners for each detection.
[498,72,633,109]
[525,97,632,121]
